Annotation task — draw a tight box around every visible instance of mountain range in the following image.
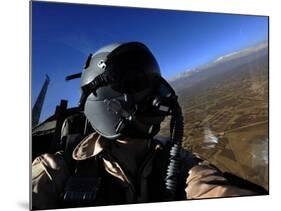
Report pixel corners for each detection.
[169,42,268,91]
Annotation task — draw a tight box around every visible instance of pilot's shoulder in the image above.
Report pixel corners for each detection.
[32,152,70,210]
[32,152,69,182]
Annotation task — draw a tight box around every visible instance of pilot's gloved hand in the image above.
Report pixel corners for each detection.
[185,162,257,199]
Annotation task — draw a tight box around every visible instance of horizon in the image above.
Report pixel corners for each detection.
[32,2,268,122]
[170,40,268,80]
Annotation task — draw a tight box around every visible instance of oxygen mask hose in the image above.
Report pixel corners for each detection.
[164,103,184,200]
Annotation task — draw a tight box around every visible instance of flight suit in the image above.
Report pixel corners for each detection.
[32,132,259,209]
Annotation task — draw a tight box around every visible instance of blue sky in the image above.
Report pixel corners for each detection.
[32,1,268,122]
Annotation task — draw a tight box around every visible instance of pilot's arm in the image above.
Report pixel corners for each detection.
[185,163,263,199]
[32,152,70,210]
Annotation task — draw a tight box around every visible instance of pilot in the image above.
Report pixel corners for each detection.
[32,42,266,210]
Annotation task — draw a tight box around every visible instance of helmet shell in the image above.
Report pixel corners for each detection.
[80,42,161,139]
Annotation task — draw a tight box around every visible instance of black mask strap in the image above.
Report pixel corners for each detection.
[79,70,113,108]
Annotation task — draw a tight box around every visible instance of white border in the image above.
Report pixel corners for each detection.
[1,0,280,211]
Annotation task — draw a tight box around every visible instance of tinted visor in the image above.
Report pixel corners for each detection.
[106,42,160,94]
